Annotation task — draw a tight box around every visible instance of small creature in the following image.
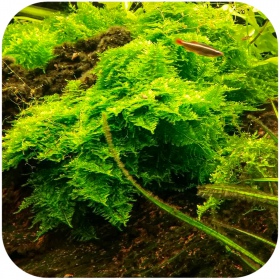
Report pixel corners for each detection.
[175,39,223,57]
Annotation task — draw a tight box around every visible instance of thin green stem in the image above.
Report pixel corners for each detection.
[17,5,60,19]
[270,100,278,119]
[250,19,269,45]
[213,219,276,248]
[247,114,278,144]
[198,184,278,207]
[102,112,265,268]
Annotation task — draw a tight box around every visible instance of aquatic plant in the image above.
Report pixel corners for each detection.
[196,110,278,259]
[4,40,245,237]
[211,133,277,186]
[198,184,278,207]
[3,2,277,104]
[2,2,131,69]
[2,1,277,267]
[196,110,278,226]
[102,112,264,267]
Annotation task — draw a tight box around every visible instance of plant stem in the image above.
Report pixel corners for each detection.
[212,219,276,248]
[17,5,60,19]
[198,184,278,207]
[247,114,278,144]
[270,100,278,119]
[102,112,265,268]
[250,19,269,45]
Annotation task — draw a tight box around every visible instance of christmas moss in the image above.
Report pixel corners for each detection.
[2,3,131,69]
[3,38,252,238]
[2,2,278,240]
[211,133,278,186]
[3,2,277,104]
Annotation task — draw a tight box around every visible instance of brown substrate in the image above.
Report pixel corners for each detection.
[242,101,278,138]
[2,186,277,278]
[2,26,131,129]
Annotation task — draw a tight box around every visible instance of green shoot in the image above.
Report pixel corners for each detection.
[102,112,264,268]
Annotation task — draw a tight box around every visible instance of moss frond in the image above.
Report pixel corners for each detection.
[2,2,277,242]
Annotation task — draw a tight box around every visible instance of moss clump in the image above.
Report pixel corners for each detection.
[3,2,277,103]
[2,2,278,239]
[2,38,245,238]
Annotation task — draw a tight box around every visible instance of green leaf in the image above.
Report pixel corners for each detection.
[253,57,278,67]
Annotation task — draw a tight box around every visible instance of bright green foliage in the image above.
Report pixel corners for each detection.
[2,22,57,69]
[3,38,250,238]
[220,63,278,104]
[2,2,278,104]
[101,115,264,267]
[211,133,278,186]
[124,2,278,104]
[46,2,129,43]
[15,163,75,236]
[197,196,223,221]
[223,3,278,57]
[2,3,131,69]
[2,2,278,239]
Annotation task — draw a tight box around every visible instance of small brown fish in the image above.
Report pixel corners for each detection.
[175,39,223,57]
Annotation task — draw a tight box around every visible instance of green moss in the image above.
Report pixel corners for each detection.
[3,2,278,105]
[3,40,240,238]
[2,2,278,239]
[2,3,131,69]
[211,133,278,185]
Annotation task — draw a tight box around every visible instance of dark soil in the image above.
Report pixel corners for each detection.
[2,183,277,278]
[2,26,277,278]
[2,26,131,130]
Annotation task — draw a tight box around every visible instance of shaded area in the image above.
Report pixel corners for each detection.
[242,102,278,138]
[2,186,276,277]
